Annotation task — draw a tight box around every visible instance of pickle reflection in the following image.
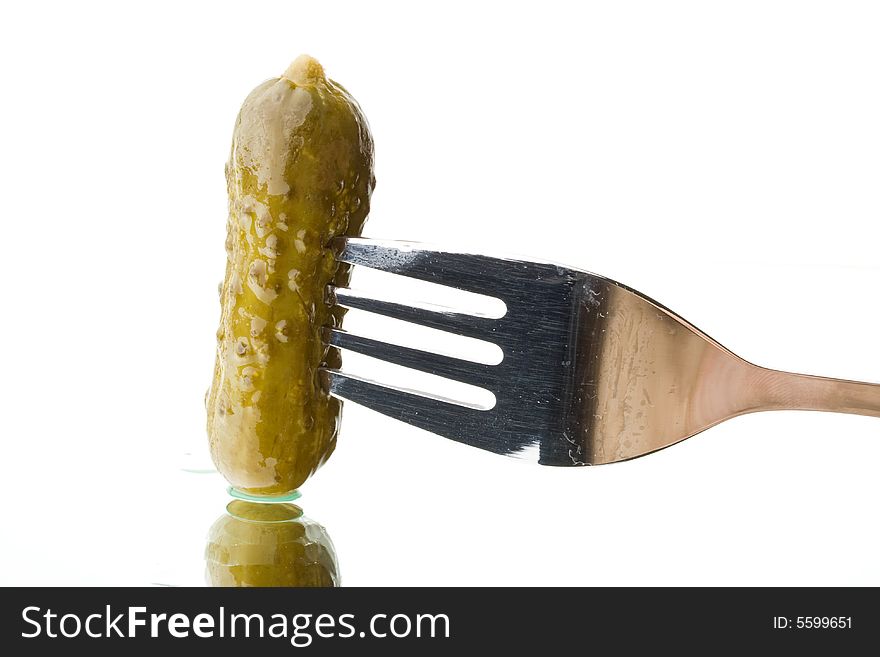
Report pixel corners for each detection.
[205,500,339,587]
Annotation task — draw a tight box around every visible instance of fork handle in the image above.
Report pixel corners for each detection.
[746,367,880,419]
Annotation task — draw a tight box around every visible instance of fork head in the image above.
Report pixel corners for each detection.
[322,238,749,466]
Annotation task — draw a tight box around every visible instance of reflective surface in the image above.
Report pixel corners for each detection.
[205,499,339,587]
[326,239,880,465]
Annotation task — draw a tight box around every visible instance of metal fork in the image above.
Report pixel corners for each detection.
[321,238,880,466]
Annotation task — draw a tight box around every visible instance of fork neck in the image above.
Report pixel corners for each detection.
[737,366,880,419]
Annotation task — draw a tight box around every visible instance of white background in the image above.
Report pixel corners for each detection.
[1,0,878,586]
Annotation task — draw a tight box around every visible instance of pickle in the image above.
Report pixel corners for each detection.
[207,55,374,495]
[205,501,339,587]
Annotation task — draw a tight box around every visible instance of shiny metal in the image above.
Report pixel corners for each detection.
[322,237,880,466]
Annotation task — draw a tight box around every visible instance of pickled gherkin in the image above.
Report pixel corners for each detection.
[205,501,339,587]
[207,55,374,496]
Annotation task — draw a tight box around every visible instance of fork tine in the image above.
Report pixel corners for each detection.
[324,328,497,390]
[322,369,498,450]
[332,237,528,297]
[330,286,501,342]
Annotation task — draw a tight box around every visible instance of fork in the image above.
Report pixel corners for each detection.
[321,238,880,466]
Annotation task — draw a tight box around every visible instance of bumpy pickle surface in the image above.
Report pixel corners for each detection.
[207,55,374,495]
[205,501,339,587]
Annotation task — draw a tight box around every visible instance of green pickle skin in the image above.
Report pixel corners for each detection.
[207,55,374,496]
[205,501,339,587]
